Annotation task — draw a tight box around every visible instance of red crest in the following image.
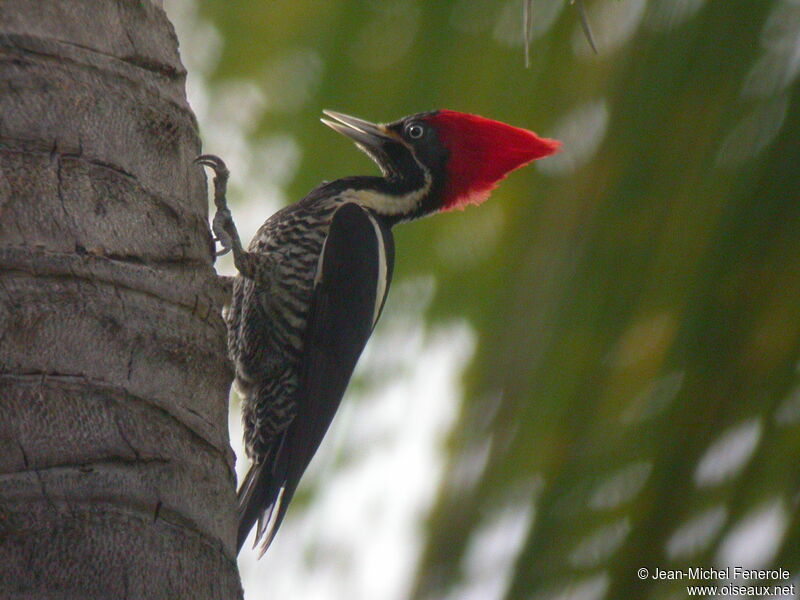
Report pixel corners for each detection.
[427,111,560,211]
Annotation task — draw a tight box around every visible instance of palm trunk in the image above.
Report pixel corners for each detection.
[0,2,240,598]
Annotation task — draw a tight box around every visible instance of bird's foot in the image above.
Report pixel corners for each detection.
[212,208,235,256]
[195,154,238,257]
[195,154,230,209]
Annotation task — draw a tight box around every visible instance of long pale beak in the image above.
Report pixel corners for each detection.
[321,110,394,150]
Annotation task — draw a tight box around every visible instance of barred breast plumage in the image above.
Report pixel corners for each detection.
[225,195,341,458]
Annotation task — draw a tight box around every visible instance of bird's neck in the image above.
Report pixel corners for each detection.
[334,166,441,226]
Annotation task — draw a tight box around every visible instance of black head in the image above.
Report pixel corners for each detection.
[321,110,447,222]
[321,109,560,222]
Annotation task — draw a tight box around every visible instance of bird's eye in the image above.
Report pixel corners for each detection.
[406,123,425,139]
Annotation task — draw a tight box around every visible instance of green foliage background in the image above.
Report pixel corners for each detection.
[192,1,800,597]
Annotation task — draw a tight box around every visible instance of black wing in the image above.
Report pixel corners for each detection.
[237,202,395,554]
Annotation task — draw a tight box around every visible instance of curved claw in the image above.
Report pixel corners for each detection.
[211,236,232,257]
[194,154,230,176]
[213,235,234,257]
[195,154,229,175]
[197,153,237,261]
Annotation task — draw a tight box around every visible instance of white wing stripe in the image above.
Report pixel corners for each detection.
[367,212,388,327]
[314,204,388,328]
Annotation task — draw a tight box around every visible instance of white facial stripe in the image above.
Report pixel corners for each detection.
[339,169,432,216]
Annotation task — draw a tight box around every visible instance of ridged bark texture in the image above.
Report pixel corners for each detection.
[0,1,241,598]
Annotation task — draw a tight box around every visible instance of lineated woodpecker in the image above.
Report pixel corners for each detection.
[196,110,560,555]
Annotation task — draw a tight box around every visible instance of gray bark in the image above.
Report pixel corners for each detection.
[0,1,241,598]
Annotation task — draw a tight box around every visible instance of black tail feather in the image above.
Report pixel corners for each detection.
[236,460,270,552]
[236,431,299,555]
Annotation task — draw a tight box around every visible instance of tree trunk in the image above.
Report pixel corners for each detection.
[0,2,241,598]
